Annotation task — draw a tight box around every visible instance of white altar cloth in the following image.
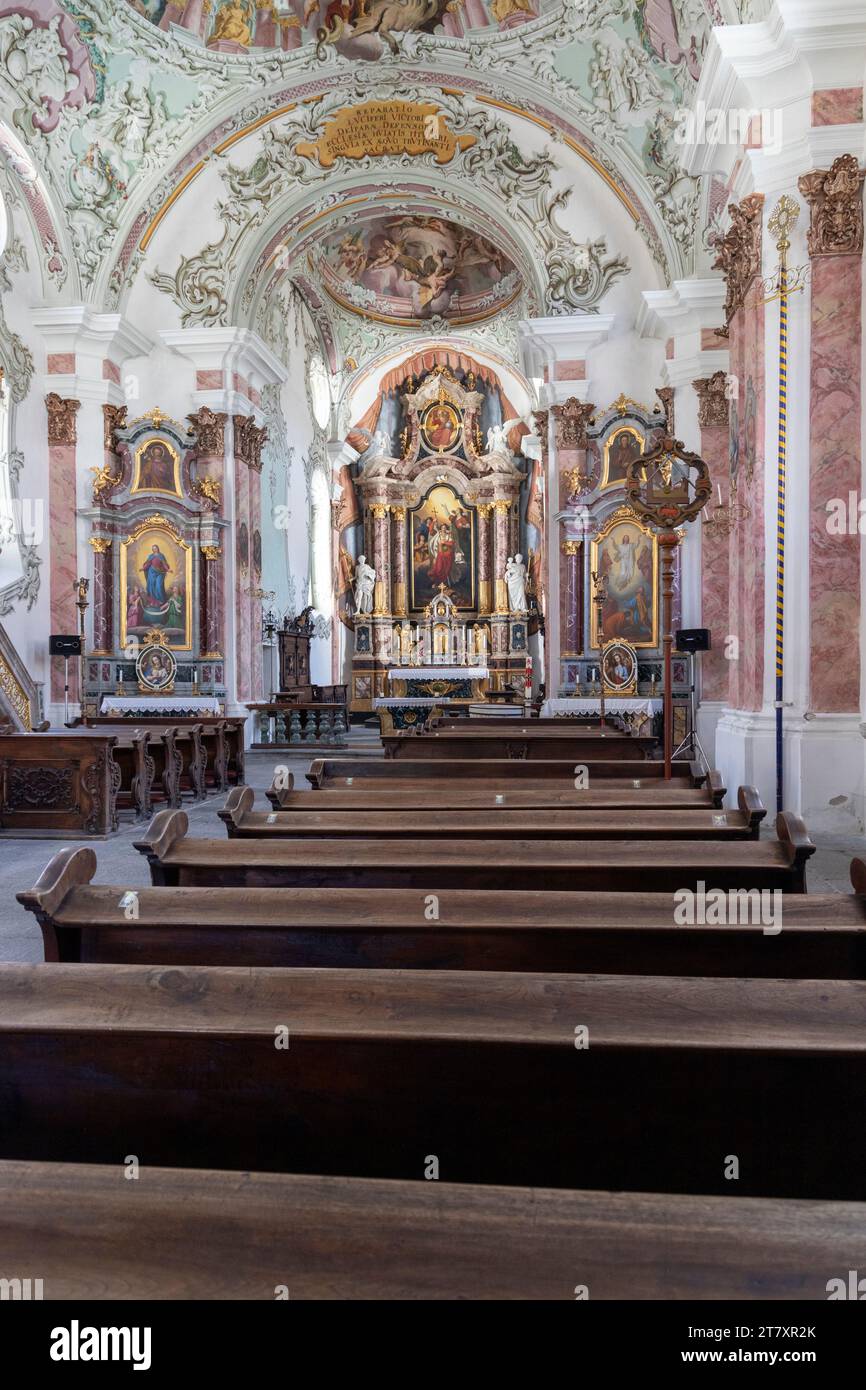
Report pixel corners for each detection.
[101,696,222,716]
[387,667,489,681]
[541,697,662,718]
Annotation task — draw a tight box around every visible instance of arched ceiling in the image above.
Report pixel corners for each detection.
[0,0,742,373]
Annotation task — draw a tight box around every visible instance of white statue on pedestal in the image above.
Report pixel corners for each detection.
[506,554,528,613]
[353,554,376,614]
[486,423,510,455]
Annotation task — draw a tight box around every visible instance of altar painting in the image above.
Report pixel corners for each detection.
[131,438,182,497]
[409,485,475,611]
[590,512,658,648]
[601,426,645,490]
[120,521,192,651]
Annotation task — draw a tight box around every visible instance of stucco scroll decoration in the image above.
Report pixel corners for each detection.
[151,79,629,326]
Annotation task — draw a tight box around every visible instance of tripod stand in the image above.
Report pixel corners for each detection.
[671,649,711,771]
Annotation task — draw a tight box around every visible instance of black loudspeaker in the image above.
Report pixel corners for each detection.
[49,634,82,657]
[676,628,711,653]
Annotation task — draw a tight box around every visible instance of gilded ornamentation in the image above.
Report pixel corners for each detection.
[693,372,729,428]
[656,387,675,434]
[0,651,31,729]
[88,536,112,553]
[102,403,127,452]
[191,475,222,510]
[188,407,227,457]
[45,393,80,447]
[233,414,268,472]
[552,398,595,450]
[712,194,765,329]
[91,460,123,504]
[201,545,221,561]
[799,155,865,258]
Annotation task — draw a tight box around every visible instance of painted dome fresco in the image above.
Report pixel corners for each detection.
[316,215,521,325]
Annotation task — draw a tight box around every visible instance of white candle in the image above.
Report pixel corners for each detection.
[717,482,722,504]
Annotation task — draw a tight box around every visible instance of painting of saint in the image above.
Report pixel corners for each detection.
[252,528,262,577]
[121,524,191,650]
[133,439,180,495]
[421,402,461,454]
[137,645,176,692]
[602,427,644,489]
[591,516,657,648]
[409,485,475,610]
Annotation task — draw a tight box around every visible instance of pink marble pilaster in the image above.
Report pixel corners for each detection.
[48,442,79,701]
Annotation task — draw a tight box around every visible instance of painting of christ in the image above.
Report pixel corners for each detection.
[421,401,461,454]
[590,514,658,648]
[409,484,475,611]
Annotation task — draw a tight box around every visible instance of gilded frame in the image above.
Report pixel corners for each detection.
[120,514,193,652]
[131,436,182,498]
[601,425,645,491]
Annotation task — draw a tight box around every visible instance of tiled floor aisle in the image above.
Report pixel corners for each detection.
[0,733,861,962]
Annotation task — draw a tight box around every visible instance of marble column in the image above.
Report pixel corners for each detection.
[234,444,250,702]
[88,538,113,654]
[45,394,80,703]
[692,371,731,702]
[799,154,864,714]
[200,546,223,658]
[560,540,582,658]
[390,506,407,616]
[713,193,766,714]
[477,504,493,614]
[371,504,391,614]
[492,500,510,614]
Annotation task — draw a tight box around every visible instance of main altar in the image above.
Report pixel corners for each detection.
[335,363,540,714]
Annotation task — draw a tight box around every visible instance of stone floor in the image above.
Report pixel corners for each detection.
[0,731,862,963]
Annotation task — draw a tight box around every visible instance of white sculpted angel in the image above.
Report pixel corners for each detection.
[353,553,376,614]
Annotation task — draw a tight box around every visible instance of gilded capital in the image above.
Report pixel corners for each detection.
[799,155,865,257]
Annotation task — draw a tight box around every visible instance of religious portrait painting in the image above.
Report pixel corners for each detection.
[409,484,475,611]
[601,639,638,695]
[590,510,658,648]
[602,426,645,489]
[120,520,192,651]
[420,401,462,455]
[131,437,181,497]
[252,528,262,578]
[135,642,177,694]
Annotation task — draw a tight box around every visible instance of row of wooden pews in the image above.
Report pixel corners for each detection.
[0,716,244,835]
[6,722,866,1298]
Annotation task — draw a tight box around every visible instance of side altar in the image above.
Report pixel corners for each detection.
[335,363,541,714]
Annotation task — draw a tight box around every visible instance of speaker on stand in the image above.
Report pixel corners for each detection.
[672,628,710,770]
[49,634,82,726]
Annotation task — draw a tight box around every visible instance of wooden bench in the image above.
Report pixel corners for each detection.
[2,1160,861,1299]
[267,771,728,811]
[81,714,243,791]
[19,845,865,976]
[0,731,120,837]
[134,808,814,892]
[307,757,707,788]
[0,962,861,1197]
[383,728,659,761]
[223,784,764,841]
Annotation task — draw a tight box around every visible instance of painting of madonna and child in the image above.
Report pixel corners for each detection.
[121,526,191,650]
[410,485,476,610]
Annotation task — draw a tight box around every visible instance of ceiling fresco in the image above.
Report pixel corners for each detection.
[316,213,521,325]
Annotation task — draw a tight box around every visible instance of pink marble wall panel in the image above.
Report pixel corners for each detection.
[665,339,674,360]
[48,443,79,701]
[102,358,121,384]
[809,254,862,710]
[700,329,726,350]
[234,462,250,702]
[47,353,75,375]
[812,88,864,126]
[555,361,587,381]
[698,423,730,700]
[739,279,766,712]
[196,370,224,391]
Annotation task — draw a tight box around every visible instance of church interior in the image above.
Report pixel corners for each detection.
[0,0,865,1325]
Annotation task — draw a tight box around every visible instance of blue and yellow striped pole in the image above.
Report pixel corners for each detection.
[767,196,800,813]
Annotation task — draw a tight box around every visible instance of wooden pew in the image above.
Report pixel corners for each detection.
[267,770,729,810]
[307,757,707,788]
[222,784,765,841]
[0,962,862,1197]
[0,731,120,837]
[19,846,865,977]
[134,808,814,892]
[383,727,659,761]
[3,1160,862,1300]
[108,727,154,819]
[81,714,243,791]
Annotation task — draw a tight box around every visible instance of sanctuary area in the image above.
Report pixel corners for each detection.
[0,0,864,1332]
